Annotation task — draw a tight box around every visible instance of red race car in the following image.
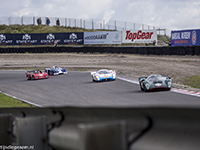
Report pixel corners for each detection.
[25,70,49,80]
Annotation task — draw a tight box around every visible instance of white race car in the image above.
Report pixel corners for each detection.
[91,69,116,82]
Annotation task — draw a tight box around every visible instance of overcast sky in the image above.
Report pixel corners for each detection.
[0,0,200,31]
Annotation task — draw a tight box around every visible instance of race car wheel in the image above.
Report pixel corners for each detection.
[45,75,48,79]
[167,88,171,91]
[143,84,148,92]
[51,71,54,75]
[32,76,35,80]
[140,82,144,91]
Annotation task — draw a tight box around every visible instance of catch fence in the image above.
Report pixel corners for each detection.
[0,16,171,36]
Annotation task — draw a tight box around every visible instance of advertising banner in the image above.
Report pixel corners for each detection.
[122,30,157,43]
[0,33,84,45]
[171,29,200,46]
[84,31,121,45]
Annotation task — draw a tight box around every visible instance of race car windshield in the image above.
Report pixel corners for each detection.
[98,70,110,74]
[147,75,163,80]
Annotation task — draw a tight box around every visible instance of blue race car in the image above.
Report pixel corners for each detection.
[45,66,67,75]
[91,69,116,82]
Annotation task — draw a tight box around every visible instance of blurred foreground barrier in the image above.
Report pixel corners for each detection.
[0,107,200,150]
[0,46,200,55]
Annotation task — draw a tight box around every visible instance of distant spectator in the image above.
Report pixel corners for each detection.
[153,40,156,46]
[54,40,58,47]
[56,18,60,26]
[37,17,42,25]
[46,17,50,25]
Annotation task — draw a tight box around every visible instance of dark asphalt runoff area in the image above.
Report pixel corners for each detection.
[0,70,200,107]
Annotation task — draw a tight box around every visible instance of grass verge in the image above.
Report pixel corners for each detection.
[182,75,200,89]
[0,92,35,108]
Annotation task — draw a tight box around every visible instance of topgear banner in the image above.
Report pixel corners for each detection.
[171,29,200,46]
[122,30,157,43]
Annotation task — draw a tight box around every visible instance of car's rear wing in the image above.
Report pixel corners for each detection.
[25,70,35,74]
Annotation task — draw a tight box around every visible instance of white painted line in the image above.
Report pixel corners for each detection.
[117,76,200,98]
[0,91,42,107]
[117,76,139,85]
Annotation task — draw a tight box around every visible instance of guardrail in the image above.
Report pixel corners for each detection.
[0,46,200,55]
[0,107,200,150]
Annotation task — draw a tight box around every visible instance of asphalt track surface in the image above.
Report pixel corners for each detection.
[0,70,200,107]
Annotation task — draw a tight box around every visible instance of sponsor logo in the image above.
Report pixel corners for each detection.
[69,33,77,40]
[191,31,197,45]
[64,33,83,44]
[181,32,190,39]
[172,32,181,40]
[16,34,37,44]
[115,33,119,40]
[0,34,13,45]
[41,34,60,44]
[22,34,31,40]
[0,34,6,41]
[85,33,109,40]
[47,34,55,40]
[125,30,154,42]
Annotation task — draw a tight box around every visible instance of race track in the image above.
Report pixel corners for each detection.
[0,70,200,107]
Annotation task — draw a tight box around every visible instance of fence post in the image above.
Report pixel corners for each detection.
[115,21,117,30]
[92,19,94,30]
[33,16,35,25]
[21,16,23,25]
[83,20,85,29]
[125,22,126,30]
[8,17,10,25]
[65,18,67,27]
[80,19,82,28]
[74,19,76,27]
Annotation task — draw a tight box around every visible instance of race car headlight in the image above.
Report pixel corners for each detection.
[167,82,172,88]
[113,73,116,79]
[145,83,150,90]
[96,76,100,81]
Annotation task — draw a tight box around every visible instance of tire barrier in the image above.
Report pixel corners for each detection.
[0,46,200,55]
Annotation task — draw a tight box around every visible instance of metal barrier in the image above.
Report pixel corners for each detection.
[0,107,200,150]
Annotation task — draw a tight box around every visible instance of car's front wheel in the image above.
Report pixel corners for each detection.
[143,84,148,92]
[140,82,144,91]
